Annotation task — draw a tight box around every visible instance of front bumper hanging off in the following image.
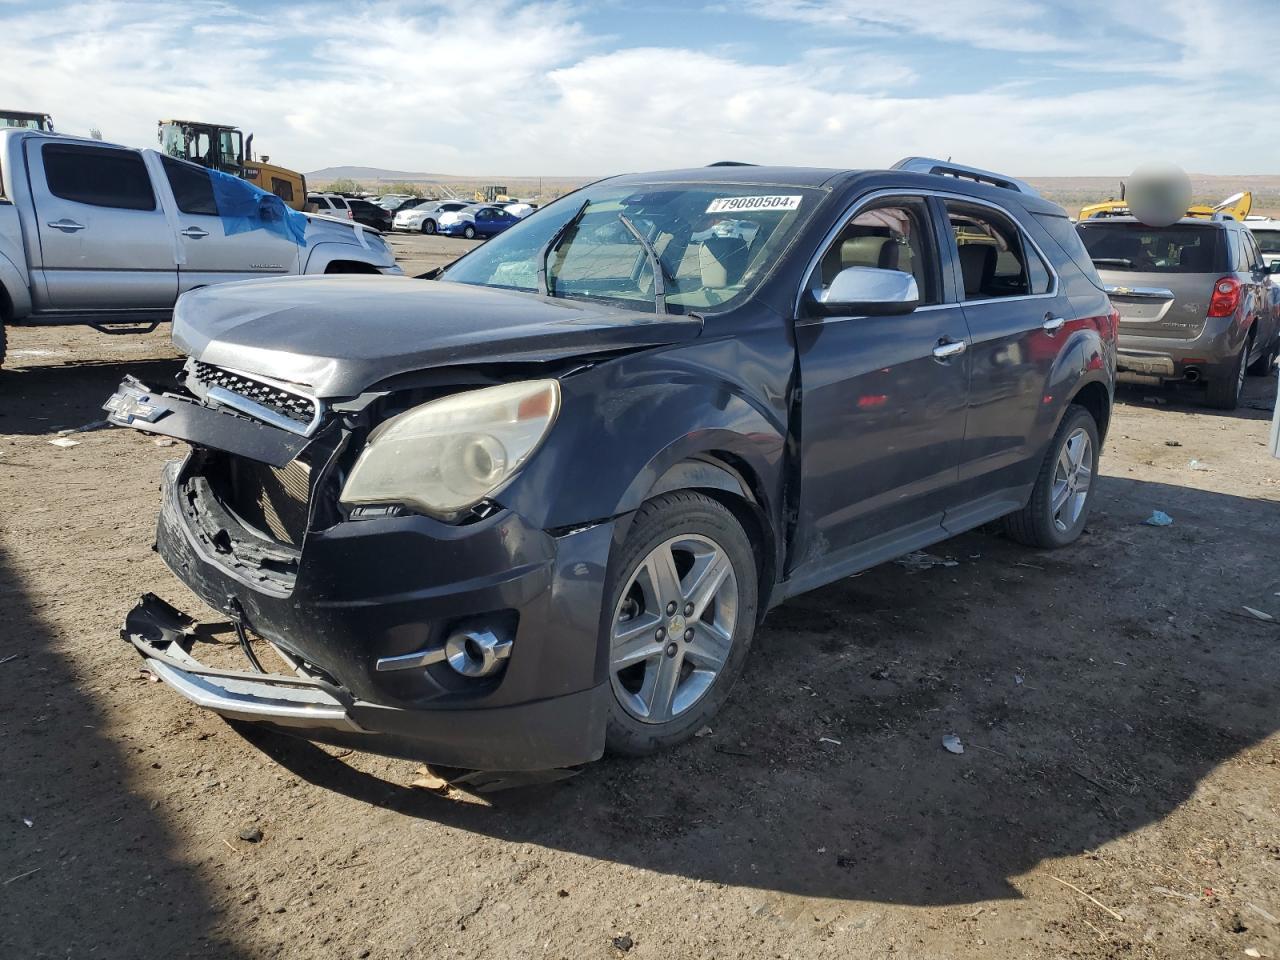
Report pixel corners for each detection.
[108,375,614,772]
[122,592,611,770]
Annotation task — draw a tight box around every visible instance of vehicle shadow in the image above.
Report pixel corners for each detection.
[0,356,183,435]
[236,474,1280,905]
[0,543,249,959]
[1114,373,1276,420]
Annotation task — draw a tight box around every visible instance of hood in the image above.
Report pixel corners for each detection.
[172,275,701,398]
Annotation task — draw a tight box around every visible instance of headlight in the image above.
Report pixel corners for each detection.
[339,380,560,520]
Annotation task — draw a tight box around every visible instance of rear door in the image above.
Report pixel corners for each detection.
[24,139,176,310]
[941,198,1076,509]
[160,156,301,293]
[791,194,971,581]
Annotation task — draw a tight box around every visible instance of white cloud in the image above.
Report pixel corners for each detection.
[738,0,1080,53]
[0,0,1273,176]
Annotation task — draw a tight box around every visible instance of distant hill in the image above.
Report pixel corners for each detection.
[305,166,445,181]
[305,167,595,202]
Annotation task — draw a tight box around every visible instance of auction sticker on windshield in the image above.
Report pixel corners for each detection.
[706,195,802,214]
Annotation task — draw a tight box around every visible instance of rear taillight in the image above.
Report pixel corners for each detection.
[1207,276,1241,318]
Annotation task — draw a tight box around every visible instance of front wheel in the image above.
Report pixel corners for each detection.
[604,491,758,756]
[1206,342,1247,409]
[1004,405,1099,548]
[421,219,436,235]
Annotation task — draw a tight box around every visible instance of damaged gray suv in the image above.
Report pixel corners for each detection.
[111,159,1116,772]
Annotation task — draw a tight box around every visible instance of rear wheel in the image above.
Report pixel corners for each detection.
[1206,342,1247,409]
[421,219,436,235]
[604,492,758,756]
[1247,340,1276,376]
[463,224,477,240]
[1004,405,1099,549]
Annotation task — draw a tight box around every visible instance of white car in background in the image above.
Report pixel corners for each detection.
[1247,217,1280,269]
[393,200,474,234]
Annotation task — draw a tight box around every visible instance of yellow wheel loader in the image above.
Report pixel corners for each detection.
[158,119,308,211]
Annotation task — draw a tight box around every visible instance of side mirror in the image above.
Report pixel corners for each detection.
[815,267,919,316]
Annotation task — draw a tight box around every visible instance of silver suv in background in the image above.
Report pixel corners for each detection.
[1077,216,1279,409]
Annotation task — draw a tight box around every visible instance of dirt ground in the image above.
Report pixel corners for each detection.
[3,234,1279,960]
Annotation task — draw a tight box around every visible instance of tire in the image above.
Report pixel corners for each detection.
[1247,340,1276,376]
[421,219,436,235]
[463,225,477,240]
[0,322,6,370]
[1003,405,1100,549]
[1206,342,1247,409]
[603,491,759,756]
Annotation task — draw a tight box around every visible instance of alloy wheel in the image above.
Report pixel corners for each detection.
[609,534,739,724]
[1050,427,1092,533]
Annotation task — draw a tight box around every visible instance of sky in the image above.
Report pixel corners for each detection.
[1,0,1274,177]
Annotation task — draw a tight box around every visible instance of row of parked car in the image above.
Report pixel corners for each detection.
[305,192,539,240]
[391,198,535,237]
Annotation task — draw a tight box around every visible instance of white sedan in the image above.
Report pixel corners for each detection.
[392,200,475,234]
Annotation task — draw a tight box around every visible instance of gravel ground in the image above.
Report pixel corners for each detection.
[2,235,1278,959]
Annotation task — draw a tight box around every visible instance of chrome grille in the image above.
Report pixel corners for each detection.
[191,362,315,428]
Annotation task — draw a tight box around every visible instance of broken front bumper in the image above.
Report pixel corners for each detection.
[110,377,614,771]
[122,591,610,770]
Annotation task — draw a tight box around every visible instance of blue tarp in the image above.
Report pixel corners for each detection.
[208,168,309,246]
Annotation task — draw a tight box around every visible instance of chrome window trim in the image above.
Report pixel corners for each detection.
[794,187,1060,319]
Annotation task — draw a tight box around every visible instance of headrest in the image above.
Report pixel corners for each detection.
[958,243,996,296]
[841,236,899,271]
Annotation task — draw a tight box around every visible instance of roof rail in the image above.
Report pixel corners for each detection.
[891,157,1039,197]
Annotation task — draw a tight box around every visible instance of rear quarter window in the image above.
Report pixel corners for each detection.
[331,196,349,209]
[1033,212,1104,289]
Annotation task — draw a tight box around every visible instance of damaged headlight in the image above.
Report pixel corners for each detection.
[339,380,560,521]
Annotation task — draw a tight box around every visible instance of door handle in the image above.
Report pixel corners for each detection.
[1042,315,1066,334]
[932,339,967,360]
[181,227,209,239]
[47,219,85,232]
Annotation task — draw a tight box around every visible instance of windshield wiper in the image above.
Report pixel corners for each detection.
[1091,257,1134,268]
[538,197,590,297]
[617,213,669,314]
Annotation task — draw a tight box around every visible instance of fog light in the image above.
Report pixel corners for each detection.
[444,628,512,678]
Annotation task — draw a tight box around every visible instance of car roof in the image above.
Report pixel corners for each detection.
[600,163,1067,216]
[1078,216,1235,229]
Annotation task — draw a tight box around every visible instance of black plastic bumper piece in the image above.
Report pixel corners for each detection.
[122,592,609,771]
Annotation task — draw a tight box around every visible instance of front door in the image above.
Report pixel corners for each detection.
[790,195,971,587]
[25,139,177,311]
[158,156,302,294]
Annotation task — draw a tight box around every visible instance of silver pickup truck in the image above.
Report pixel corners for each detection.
[0,129,400,368]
